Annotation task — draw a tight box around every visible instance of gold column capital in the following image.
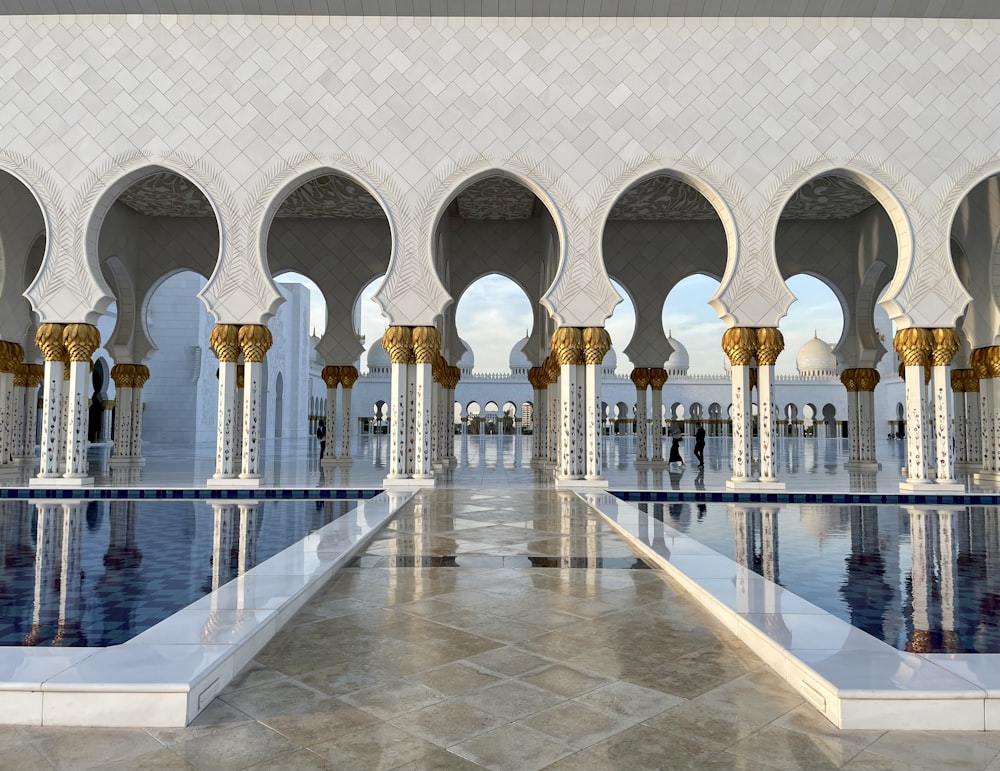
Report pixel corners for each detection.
[952,369,968,392]
[13,363,28,387]
[340,365,359,388]
[133,365,150,388]
[527,366,543,390]
[239,324,272,363]
[111,363,135,388]
[840,368,858,392]
[985,346,1000,380]
[63,323,101,362]
[965,368,980,392]
[582,327,612,366]
[970,347,988,379]
[35,323,66,362]
[893,327,933,368]
[0,342,25,374]
[551,327,584,366]
[755,327,784,366]
[382,326,413,365]
[24,363,44,388]
[412,326,441,364]
[629,367,650,389]
[855,367,880,392]
[648,367,668,390]
[321,365,341,388]
[209,324,241,363]
[930,328,961,367]
[722,327,757,367]
[448,365,461,389]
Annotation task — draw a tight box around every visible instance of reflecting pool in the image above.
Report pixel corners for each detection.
[635,500,1000,654]
[0,497,375,647]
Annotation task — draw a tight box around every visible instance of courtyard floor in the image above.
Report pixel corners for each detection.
[2,437,1000,770]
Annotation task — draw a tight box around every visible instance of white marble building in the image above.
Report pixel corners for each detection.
[0,3,995,490]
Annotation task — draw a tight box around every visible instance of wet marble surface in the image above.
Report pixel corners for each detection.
[5,488,1000,769]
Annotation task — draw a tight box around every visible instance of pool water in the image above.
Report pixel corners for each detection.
[634,500,1000,654]
[0,497,374,647]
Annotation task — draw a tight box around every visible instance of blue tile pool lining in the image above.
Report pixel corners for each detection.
[0,488,382,500]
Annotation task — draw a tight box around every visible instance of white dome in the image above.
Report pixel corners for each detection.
[509,337,531,370]
[366,338,390,370]
[665,334,689,375]
[602,345,617,369]
[796,333,837,375]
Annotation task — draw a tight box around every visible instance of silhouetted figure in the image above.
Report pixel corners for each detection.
[694,423,706,467]
[316,419,326,459]
[668,436,684,466]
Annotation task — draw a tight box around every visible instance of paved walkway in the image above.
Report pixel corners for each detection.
[5,488,1000,770]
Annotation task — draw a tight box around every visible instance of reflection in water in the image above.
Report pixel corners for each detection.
[631,498,1000,653]
[0,497,360,647]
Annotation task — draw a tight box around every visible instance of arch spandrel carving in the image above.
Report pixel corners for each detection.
[44,151,232,326]
[243,153,404,329]
[0,149,84,327]
[595,155,746,320]
[935,157,1000,337]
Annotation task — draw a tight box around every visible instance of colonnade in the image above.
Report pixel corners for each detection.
[840,368,880,467]
[630,367,667,464]
[109,363,150,464]
[0,342,43,473]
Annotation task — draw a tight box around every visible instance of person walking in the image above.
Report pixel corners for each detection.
[316,418,327,460]
[668,434,684,467]
[694,422,706,467]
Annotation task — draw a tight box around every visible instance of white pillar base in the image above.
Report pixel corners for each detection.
[845,461,881,471]
[383,476,432,489]
[726,479,786,491]
[207,476,263,488]
[30,476,94,487]
[556,477,608,489]
[973,470,1000,483]
[109,456,146,467]
[899,480,949,492]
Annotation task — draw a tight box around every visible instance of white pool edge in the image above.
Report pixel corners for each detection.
[0,490,413,727]
[581,491,1000,731]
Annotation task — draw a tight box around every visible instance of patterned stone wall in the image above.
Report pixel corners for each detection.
[0,15,993,329]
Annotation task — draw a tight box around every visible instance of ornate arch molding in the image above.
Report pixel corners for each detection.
[242,153,402,327]
[399,154,570,327]
[940,157,1000,339]
[42,151,229,327]
[102,255,136,361]
[0,150,68,325]
[595,154,743,323]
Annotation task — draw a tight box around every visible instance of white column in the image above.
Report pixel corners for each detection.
[649,368,666,463]
[632,368,649,462]
[60,325,101,482]
[896,329,934,490]
[240,360,264,479]
[967,379,982,465]
[0,343,18,466]
[340,376,356,461]
[20,366,42,460]
[208,326,241,482]
[585,360,602,479]
[237,324,272,482]
[552,328,583,480]
[841,386,861,463]
[383,327,412,480]
[321,365,338,463]
[130,366,148,459]
[10,367,25,461]
[929,329,961,488]
[858,388,878,463]
[547,376,559,465]
[723,326,757,487]
[35,335,65,480]
[113,384,134,458]
[755,329,783,486]
[412,326,439,480]
[100,400,114,442]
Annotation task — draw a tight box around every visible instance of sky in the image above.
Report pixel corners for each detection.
[281,271,847,378]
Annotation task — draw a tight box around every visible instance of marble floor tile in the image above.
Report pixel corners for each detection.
[450,723,575,771]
